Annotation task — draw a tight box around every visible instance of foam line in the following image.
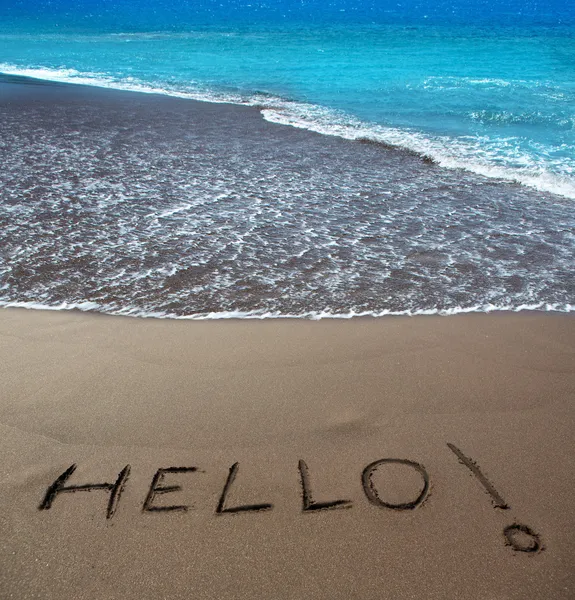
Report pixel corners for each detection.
[0,300,572,320]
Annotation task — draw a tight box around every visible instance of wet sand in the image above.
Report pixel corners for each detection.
[0,308,573,599]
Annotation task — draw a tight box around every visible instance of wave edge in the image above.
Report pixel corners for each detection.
[1,63,573,200]
[0,300,573,320]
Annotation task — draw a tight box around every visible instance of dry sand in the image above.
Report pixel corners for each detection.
[0,308,573,599]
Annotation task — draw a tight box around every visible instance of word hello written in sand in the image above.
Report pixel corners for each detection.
[39,443,541,554]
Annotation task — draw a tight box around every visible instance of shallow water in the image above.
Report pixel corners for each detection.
[1,76,573,318]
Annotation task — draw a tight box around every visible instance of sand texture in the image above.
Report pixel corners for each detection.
[0,309,574,599]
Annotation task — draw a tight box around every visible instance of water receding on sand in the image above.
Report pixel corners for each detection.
[0,76,573,318]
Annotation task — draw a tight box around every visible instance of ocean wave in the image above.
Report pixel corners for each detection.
[0,300,572,320]
[1,63,574,199]
[421,76,542,90]
[469,109,575,128]
[260,107,575,199]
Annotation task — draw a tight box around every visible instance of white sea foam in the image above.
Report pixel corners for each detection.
[1,63,573,199]
[0,300,572,320]
[260,108,575,199]
[423,76,520,89]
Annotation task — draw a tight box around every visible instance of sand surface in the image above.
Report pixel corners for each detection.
[0,308,574,598]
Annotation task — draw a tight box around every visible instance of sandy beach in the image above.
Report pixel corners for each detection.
[2,7,575,599]
[0,308,573,598]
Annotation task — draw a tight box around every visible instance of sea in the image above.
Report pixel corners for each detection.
[0,1,574,318]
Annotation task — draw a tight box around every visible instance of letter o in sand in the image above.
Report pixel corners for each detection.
[503,524,542,553]
[362,458,429,510]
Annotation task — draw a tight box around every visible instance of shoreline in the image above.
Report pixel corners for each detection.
[1,303,574,321]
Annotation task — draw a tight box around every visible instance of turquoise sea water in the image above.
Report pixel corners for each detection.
[1,16,574,198]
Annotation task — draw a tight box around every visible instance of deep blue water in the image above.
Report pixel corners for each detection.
[2,1,575,29]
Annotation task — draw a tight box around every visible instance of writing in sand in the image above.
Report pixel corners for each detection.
[37,443,542,554]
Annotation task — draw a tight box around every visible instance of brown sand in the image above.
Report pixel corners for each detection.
[0,308,573,599]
